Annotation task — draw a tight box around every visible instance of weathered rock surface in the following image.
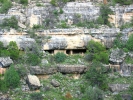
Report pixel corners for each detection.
[42,27,119,50]
[0,57,13,67]
[109,84,130,92]
[26,75,41,90]
[0,67,6,75]
[109,48,126,65]
[120,63,133,76]
[0,96,11,100]
[51,79,60,87]
[30,66,57,75]
[0,35,35,50]
[121,94,132,100]
[57,65,87,74]
[21,85,30,92]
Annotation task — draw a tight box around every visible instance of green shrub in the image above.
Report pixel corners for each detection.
[96,16,104,25]
[1,16,18,29]
[53,10,59,16]
[85,61,108,90]
[32,24,42,30]
[126,34,133,51]
[27,30,37,38]
[30,92,43,100]
[50,0,69,6]
[59,21,69,28]
[0,0,12,13]
[114,94,122,100]
[54,52,67,63]
[114,0,132,5]
[20,0,28,5]
[27,53,41,66]
[0,75,8,92]
[0,41,4,49]
[59,8,63,14]
[87,40,106,54]
[94,52,108,64]
[4,65,20,89]
[120,22,132,30]
[15,64,27,78]
[86,40,108,64]
[82,86,103,100]
[98,5,113,26]
[0,50,10,57]
[113,33,125,48]
[7,41,19,60]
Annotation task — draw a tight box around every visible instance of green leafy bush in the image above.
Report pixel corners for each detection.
[126,34,133,51]
[20,0,28,5]
[50,0,69,6]
[86,40,109,64]
[27,53,41,66]
[1,16,18,29]
[82,86,103,100]
[0,0,12,13]
[87,40,106,54]
[114,0,132,5]
[0,50,10,57]
[59,21,69,28]
[30,92,43,100]
[32,24,42,30]
[7,41,19,60]
[114,94,122,100]
[54,52,67,63]
[97,5,113,26]
[4,65,20,89]
[59,8,63,14]
[85,61,108,90]
[0,41,4,49]
[113,33,125,48]
[15,64,27,78]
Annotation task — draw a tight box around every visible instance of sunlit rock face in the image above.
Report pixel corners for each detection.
[42,27,120,50]
[109,5,133,27]
[0,29,35,50]
[60,2,100,23]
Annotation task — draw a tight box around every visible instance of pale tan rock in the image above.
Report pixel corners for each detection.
[27,75,41,90]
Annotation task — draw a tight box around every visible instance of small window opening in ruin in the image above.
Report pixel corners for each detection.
[73,49,86,54]
[45,50,54,54]
[66,50,71,54]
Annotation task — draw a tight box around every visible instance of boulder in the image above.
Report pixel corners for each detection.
[109,48,126,65]
[128,52,133,58]
[51,79,60,87]
[120,63,133,76]
[0,67,6,75]
[21,85,30,92]
[30,66,57,75]
[0,96,11,100]
[109,84,130,92]
[57,65,87,74]
[121,94,132,100]
[26,75,41,90]
[41,59,48,65]
[0,57,13,67]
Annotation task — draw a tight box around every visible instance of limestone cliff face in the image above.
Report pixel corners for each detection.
[0,29,35,50]
[0,1,133,51]
[109,5,133,27]
[42,27,120,50]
